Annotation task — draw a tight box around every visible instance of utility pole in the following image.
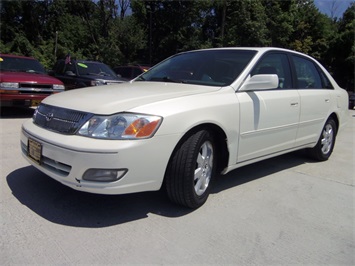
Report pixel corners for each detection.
[54,31,58,61]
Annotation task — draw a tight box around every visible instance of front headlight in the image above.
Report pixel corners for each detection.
[53,84,65,90]
[0,82,19,89]
[77,113,162,140]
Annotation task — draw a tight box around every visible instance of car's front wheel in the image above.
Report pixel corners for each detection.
[165,130,216,209]
[308,117,337,161]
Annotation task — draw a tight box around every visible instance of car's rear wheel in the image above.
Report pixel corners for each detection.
[308,118,337,161]
[165,130,216,209]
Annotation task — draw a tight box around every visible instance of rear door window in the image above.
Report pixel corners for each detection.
[292,56,323,89]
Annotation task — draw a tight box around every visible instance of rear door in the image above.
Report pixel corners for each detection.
[237,52,300,163]
[291,55,333,146]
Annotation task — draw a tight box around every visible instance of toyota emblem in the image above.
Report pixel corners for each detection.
[45,113,54,122]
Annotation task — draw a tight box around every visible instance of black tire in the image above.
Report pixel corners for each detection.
[165,130,216,209]
[308,118,337,161]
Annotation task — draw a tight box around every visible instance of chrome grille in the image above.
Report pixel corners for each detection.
[21,83,53,89]
[33,104,93,134]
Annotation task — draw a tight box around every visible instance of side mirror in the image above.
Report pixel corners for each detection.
[239,74,279,91]
[48,70,55,76]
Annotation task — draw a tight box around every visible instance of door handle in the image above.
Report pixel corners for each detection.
[290,102,299,107]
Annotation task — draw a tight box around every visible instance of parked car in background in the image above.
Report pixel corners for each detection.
[348,91,354,109]
[21,47,349,209]
[114,65,150,80]
[50,58,125,90]
[0,54,64,107]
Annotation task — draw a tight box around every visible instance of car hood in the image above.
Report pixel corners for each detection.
[42,81,220,114]
[0,71,63,85]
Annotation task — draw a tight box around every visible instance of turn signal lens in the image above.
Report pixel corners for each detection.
[122,118,160,138]
[123,118,160,138]
[137,120,160,137]
[0,89,19,94]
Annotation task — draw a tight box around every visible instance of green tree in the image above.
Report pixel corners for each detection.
[0,0,353,82]
[289,0,334,59]
[131,0,214,64]
[327,3,355,90]
[216,0,269,47]
[263,0,296,48]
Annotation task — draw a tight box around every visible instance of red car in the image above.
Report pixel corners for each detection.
[0,54,64,107]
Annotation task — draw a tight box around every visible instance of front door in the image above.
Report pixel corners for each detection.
[237,52,300,163]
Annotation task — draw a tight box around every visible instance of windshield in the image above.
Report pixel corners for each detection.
[136,50,257,86]
[76,61,117,77]
[0,56,46,74]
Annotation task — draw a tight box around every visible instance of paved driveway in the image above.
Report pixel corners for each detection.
[1,107,354,265]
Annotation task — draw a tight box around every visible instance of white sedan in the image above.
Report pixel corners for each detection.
[21,47,349,208]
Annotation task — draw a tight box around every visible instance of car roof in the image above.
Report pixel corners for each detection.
[115,65,150,68]
[184,47,310,57]
[191,47,291,52]
[176,47,317,63]
[77,59,105,64]
[0,54,36,60]
[58,58,105,64]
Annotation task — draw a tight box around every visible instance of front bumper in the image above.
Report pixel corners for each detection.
[20,120,176,195]
[1,93,48,107]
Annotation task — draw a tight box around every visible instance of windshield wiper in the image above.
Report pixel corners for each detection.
[149,76,186,83]
[12,69,44,74]
[87,72,111,77]
[136,76,146,81]
[28,70,45,74]
[86,72,101,76]
[0,69,20,72]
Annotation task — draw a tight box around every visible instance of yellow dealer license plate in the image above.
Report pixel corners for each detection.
[28,138,42,164]
[31,100,41,107]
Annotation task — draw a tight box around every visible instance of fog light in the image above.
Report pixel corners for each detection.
[83,169,127,182]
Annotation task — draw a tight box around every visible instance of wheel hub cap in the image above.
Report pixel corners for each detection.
[321,124,333,154]
[194,141,213,196]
